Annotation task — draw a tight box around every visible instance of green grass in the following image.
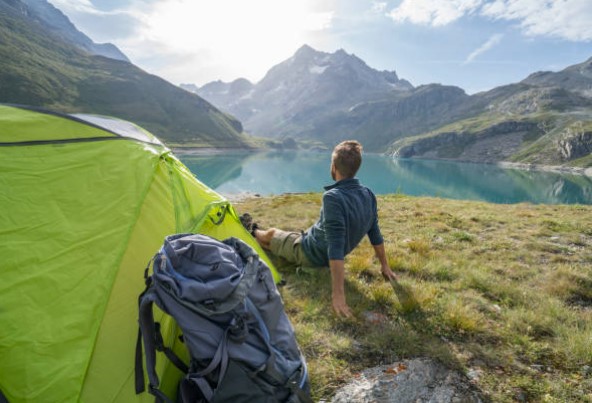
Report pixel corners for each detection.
[235,194,592,402]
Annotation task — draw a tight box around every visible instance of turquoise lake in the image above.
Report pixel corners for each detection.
[179,151,592,205]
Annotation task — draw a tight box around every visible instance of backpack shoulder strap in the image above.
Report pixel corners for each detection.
[134,327,145,394]
[136,288,159,393]
[135,264,154,395]
[136,257,184,395]
[137,289,183,403]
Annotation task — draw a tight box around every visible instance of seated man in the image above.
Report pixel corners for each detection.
[249,140,397,318]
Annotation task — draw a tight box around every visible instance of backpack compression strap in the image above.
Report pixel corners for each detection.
[182,327,232,402]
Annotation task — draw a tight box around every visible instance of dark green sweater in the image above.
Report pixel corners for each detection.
[301,178,384,267]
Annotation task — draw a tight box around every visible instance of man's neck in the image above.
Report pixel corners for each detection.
[334,172,346,182]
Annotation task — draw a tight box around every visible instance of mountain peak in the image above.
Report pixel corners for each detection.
[295,44,315,54]
[293,44,321,61]
[20,0,129,62]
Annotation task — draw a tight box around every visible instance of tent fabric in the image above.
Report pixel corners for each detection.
[0,105,116,144]
[72,114,162,145]
[0,104,278,402]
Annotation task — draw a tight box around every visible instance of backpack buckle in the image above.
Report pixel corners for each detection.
[228,314,248,343]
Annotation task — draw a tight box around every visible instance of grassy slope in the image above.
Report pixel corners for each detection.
[0,8,249,148]
[235,194,592,402]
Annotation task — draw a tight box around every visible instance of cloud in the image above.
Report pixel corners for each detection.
[481,0,592,41]
[50,0,129,16]
[387,0,483,26]
[387,0,592,41]
[50,0,97,14]
[126,0,336,84]
[463,33,503,63]
[371,1,388,14]
[48,0,336,85]
[48,0,142,41]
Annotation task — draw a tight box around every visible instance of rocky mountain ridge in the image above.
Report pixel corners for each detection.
[390,58,592,167]
[190,45,592,167]
[189,45,413,144]
[18,0,129,62]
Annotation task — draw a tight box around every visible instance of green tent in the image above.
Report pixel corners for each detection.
[0,104,278,402]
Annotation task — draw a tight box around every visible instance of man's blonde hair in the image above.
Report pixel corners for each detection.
[332,140,363,179]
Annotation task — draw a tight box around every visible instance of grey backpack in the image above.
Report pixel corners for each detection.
[135,234,311,403]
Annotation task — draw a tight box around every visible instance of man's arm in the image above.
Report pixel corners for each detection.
[372,243,398,281]
[322,193,352,317]
[329,259,352,318]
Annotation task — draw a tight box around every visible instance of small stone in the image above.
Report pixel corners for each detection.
[362,311,388,325]
[582,365,591,376]
[515,389,527,402]
[351,341,364,353]
[530,364,544,372]
[467,368,482,381]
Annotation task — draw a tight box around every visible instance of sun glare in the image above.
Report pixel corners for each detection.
[137,0,333,83]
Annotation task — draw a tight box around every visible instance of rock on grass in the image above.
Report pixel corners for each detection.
[331,358,483,403]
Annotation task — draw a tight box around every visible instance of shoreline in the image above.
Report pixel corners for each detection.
[496,161,592,177]
[171,147,592,177]
[394,155,592,177]
[171,147,259,156]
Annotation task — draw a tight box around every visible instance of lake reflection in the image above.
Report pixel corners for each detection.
[179,151,592,205]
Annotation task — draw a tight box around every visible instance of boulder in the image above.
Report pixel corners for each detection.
[331,358,482,403]
[557,130,592,160]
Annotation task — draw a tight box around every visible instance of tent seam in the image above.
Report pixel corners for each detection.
[0,137,162,147]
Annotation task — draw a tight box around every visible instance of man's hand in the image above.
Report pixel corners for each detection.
[373,243,398,282]
[329,259,353,318]
[331,292,353,318]
[381,265,398,282]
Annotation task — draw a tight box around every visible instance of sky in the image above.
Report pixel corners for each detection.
[50,0,592,94]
